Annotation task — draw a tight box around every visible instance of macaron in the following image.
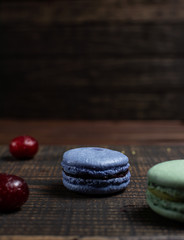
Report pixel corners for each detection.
[61,147,131,195]
[146,159,184,222]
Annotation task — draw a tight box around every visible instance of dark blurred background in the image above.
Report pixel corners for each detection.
[1,0,184,120]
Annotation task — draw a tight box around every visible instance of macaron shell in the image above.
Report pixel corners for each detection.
[146,190,184,222]
[62,175,130,195]
[62,147,128,170]
[148,159,184,189]
[62,170,131,188]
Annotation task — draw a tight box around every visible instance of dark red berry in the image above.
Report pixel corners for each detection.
[0,173,29,212]
[9,135,38,159]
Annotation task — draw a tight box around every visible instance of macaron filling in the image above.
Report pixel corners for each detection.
[147,190,184,214]
[63,169,129,180]
[62,171,131,188]
[61,162,129,178]
[148,182,184,202]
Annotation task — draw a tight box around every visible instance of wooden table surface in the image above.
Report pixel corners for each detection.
[1,120,184,240]
[1,120,184,145]
[1,145,184,240]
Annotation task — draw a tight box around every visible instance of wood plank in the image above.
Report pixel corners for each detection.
[1,58,184,89]
[1,120,184,145]
[0,237,119,240]
[1,236,184,240]
[2,58,184,119]
[2,23,184,57]
[1,0,184,23]
[0,145,184,239]
[2,0,184,120]
[0,89,182,119]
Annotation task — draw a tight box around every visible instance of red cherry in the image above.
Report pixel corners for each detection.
[0,173,29,212]
[9,135,38,159]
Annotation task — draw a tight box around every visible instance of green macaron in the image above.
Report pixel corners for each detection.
[146,159,184,222]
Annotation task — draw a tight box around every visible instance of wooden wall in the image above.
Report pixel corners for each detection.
[1,0,184,119]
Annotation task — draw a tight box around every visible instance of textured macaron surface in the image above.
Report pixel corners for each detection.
[61,147,129,177]
[62,170,131,187]
[62,147,128,169]
[148,159,184,189]
[61,147,130,194]
[147,159,184,222]
[146,190,184,222]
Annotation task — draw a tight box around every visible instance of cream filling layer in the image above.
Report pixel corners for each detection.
[148,182,184,202]
[147,190,184,214]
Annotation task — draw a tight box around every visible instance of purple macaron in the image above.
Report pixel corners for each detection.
[61,147,131,195]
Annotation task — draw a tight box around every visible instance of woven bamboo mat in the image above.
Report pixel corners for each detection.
[0,145,184,240]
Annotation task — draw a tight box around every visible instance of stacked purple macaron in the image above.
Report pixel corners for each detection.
[61,147,131,195]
